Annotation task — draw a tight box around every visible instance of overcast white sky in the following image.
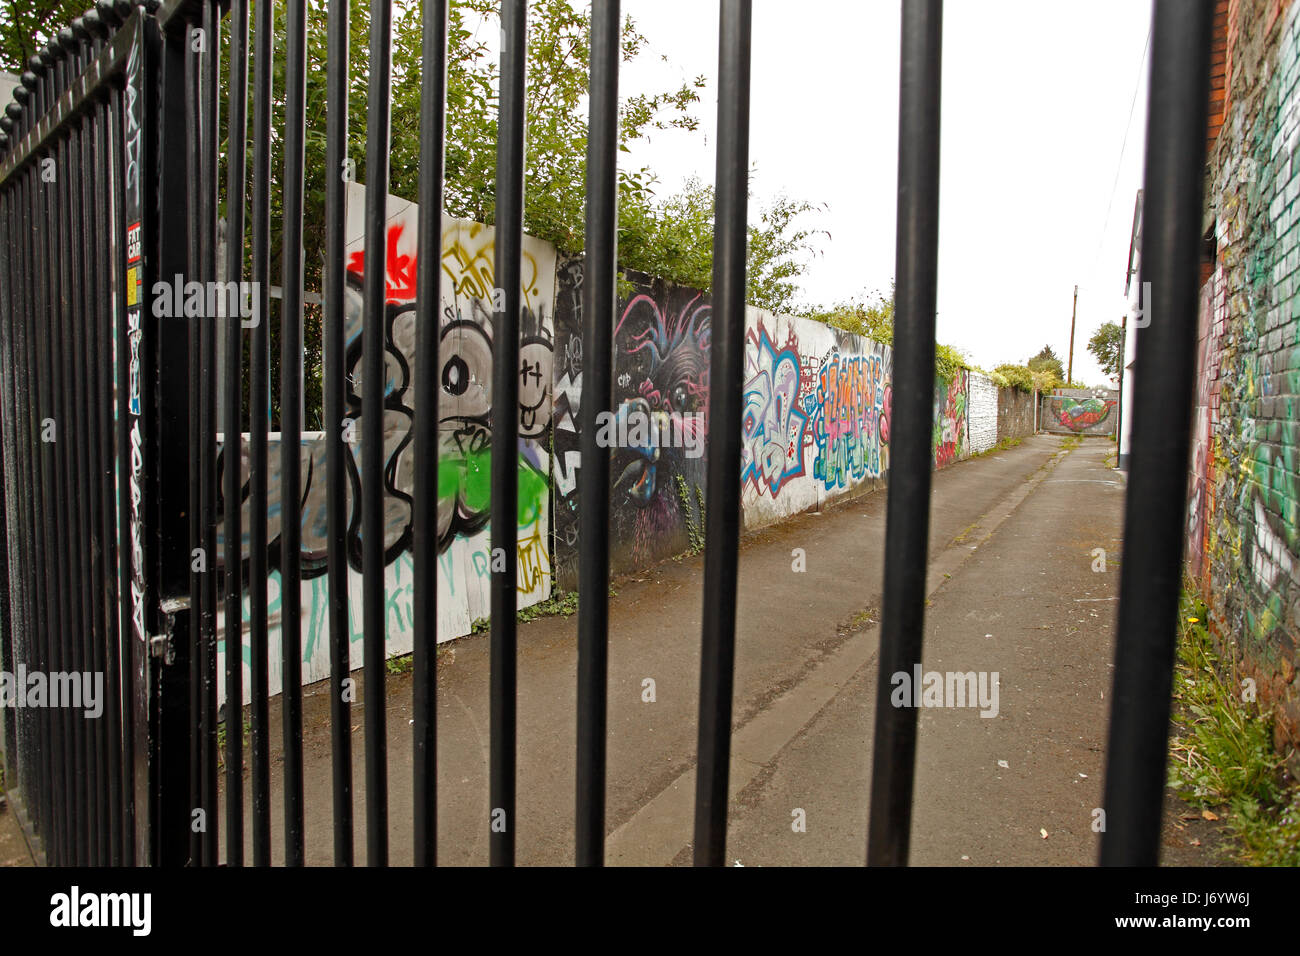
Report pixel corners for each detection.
[616,0,1153,386]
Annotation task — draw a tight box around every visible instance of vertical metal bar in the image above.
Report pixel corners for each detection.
[224,0,249,869]
[45,34,73,865]
[361,0,393,867]
[200,0,221,868]
[0,182,17,817]
[67,23,100,866]
[53,32,91,865]
[85,7,125,869]
[90,0,116,867]
[323,0,354,867]
[248,0,274,866]
[575,0,618,868]
[867,0,943,868]
[20,135,50,859]
[73,14,110,868]
[36,44,69,867]
[119,5,146,866]
[412,0,447,869]
[21,63,56,858]
[68,22,100,867]
[9,78,53,859]
[280,0,307,867]
[692,0,751,869]
[25,133,55,861]
[490,0,526,869]
[1100,0,1212,867]
[184,14,204,866]
[1,108,48,853]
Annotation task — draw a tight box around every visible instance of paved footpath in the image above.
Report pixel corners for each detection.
[218,434,1214,866]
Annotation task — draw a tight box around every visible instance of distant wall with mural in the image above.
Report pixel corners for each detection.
[1039,388,1118,436]
[1190,0,1300,769]
[215,184,555,705]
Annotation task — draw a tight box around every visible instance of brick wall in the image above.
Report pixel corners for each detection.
[1195,0,1300,770]
[997,387,1036,441]
[968,372,999,454]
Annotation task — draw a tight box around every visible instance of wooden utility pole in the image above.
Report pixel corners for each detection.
[1066,284,1078,385]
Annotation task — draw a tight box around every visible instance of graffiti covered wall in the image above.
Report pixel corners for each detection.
[215,184,555,704]
[551,266,711,585]
[933,371,969,468]
[552,265,898,583]
[215,203,1046,702]
[1040,388,1118,436]
[1191,0,1300,766]
[740,309,892,531]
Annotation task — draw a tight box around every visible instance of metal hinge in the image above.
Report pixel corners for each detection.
[152,596,190,665]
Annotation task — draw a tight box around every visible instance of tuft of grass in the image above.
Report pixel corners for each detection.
[386,653,414,676]
[216,714,252,774]
[518,587,580,623]
[674,474,706,554]
[1059,435,1082,451]
[952,522,979,545]
[1167,587,1300,865]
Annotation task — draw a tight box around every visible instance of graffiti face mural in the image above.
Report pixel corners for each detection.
[614,291,711,515]
[552,267,710,582]
[216,185,555,703]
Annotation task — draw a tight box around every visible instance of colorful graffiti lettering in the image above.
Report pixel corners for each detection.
[808,346,890,490]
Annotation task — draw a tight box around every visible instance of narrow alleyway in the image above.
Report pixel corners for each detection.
[217,435,1214,865]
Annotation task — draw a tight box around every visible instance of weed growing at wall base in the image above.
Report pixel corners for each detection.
[1167,587,1300,865]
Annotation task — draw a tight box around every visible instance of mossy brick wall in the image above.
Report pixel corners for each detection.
[996,387,1036,441]
[1196,0,1300,770]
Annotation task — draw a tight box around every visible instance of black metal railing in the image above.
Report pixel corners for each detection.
[0,0,1213,867]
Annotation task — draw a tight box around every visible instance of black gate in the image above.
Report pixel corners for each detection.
[0,0,1213,867]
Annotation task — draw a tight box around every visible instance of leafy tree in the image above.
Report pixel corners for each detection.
[1087,320,1123,381]
[249,0,825,424]
[801,282,895,343]
[802,282,969,382]
[616,177,825,315]
[1027,345,1064,383]
[993,362,1059,394]
[10,0,827,426]
[0,1,82,74]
